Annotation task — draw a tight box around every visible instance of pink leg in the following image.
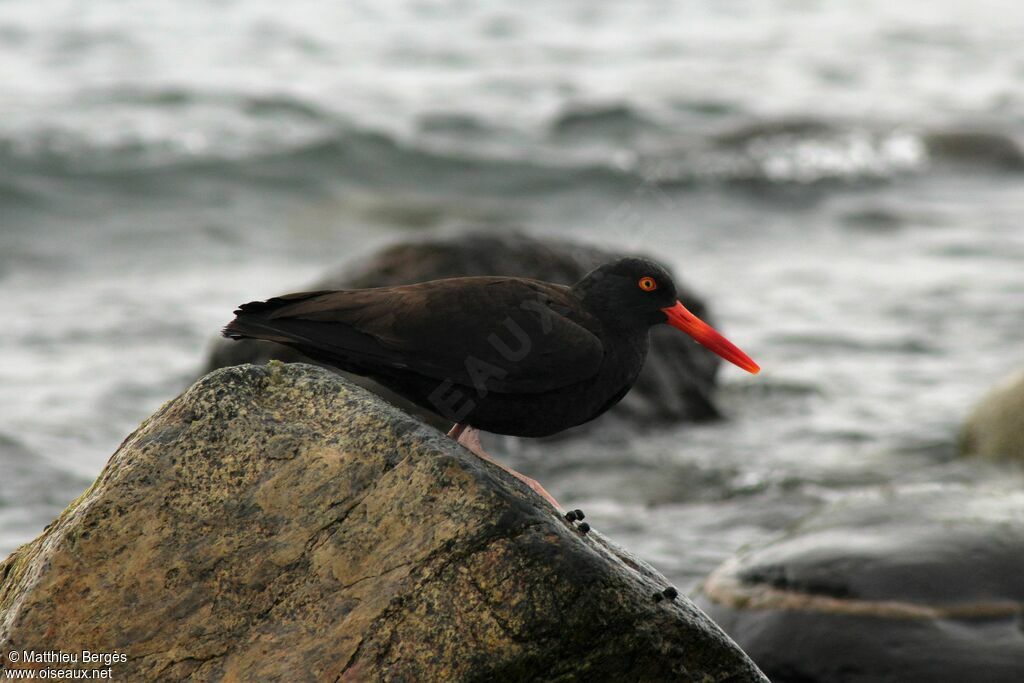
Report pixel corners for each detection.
[446,423,562,511]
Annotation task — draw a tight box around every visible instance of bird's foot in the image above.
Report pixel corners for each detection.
[446,423,468,440]
[447,424,563,512]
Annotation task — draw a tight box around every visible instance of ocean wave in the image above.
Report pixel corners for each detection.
[0,119,632,198]
[549,102,660,141]
[75,86,333,122]
[1,98,1021,205]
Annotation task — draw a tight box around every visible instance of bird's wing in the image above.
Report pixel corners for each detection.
[225,277,605,394]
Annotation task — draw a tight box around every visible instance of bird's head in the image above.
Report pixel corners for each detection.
[575,257,760,374]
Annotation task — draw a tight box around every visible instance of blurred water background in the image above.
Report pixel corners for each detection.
[2,0,1024,587]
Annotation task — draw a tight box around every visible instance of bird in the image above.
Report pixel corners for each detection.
[223,257,759,510]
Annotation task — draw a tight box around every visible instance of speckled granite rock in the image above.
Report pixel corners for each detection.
[203,230,722,433]
[960,369,1024,462]
[0,363,764,682]
[695,486,1024,683]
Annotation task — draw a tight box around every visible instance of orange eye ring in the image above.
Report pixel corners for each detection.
[638,276,658,292]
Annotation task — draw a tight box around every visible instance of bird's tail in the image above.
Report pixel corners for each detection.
[221,292,327,344]
[221,315,293,344]
[221,290,403,376]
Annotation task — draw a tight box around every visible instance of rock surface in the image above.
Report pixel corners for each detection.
[960,369,1024,462]
[695,485,1024,683]
[1,362,765,682]
[204,231,722,433]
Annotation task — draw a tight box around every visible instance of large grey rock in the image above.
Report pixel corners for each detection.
[960,369,1024,462]
[695,486,1024,683]
[204,231,722,434]
[1,362,765,682]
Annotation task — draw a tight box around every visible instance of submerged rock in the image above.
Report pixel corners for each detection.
[960,369,1024,462]
[204,231,723,433]
[695,486,1024,683]
[0,363,765,682]
[924,130,1024,171]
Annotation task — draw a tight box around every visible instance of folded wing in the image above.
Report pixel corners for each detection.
[223,277,605,394]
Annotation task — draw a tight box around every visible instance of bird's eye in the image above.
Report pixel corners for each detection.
[638,276,658,292]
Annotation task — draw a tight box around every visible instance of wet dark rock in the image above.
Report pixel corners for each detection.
[0,363,766,682]
[924,131,1024,170]
[695,486,1024,683]
[204,231,723,434]
[960,369,1024,462]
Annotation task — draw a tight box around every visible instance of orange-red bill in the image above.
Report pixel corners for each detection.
[661,301,760,374]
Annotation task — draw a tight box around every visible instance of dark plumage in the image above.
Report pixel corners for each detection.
[223,257,758,438]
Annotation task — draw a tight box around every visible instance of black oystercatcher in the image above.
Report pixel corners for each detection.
[224,257,759,509]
